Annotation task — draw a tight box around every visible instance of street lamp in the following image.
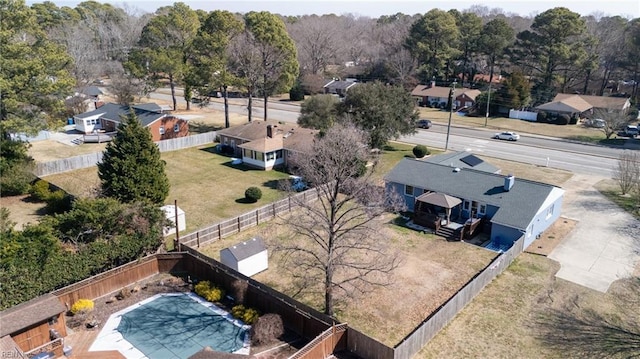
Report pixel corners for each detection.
[484,82,492,127]
[444,80,457,151]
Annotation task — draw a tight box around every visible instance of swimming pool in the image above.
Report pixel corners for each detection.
[89,293,250,359]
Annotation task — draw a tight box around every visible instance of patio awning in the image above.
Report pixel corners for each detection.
[416,192,462,208]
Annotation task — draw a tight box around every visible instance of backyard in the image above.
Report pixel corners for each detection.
[197,213,497,347]
[43,146,291,232]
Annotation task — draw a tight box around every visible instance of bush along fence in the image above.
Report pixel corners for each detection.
[34,131,218,176]
[178,187,320,248]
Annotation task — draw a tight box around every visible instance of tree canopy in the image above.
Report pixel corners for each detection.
[97,112,170,204]
[337,82,419,148]
[297,94,340,130]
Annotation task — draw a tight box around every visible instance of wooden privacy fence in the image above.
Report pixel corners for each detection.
[53,255,161,306]
[177,247,335,340]
[179,188,320,248]
[35,131,217,176]
[289,323,348,359]
[392,237,525,359]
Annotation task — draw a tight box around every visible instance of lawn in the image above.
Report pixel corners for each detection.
[197,213,497,347]
[418,252,639,358]
[595,178,640,219]
[419,107,609,141]
[44,145,291,233]
[29,140,107,162]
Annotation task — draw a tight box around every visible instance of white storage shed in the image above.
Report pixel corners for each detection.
[220,237,268,277]
[161,205,186,236]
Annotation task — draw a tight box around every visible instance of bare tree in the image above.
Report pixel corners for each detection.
[589,108,629,139]
[287,15,339,75]
[276,123,404,316]
[614,151,640,195]
[229,31,262,122]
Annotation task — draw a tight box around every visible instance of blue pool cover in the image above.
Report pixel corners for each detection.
[116,294,247,359]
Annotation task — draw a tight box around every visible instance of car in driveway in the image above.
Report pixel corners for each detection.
[493,131,520,141]
[416,119,432,129]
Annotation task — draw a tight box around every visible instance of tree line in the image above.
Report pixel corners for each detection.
[3,0,640,137]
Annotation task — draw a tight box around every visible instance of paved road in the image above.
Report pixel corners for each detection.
[148,90,630,178]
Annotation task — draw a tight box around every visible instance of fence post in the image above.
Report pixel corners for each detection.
[218,224,222,240]
[196,232,200,248]
[256,210,259,225]
[237,216,241,233]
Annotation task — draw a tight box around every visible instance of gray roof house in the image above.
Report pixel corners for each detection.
[423,151,500,174]
[385,157,564,251]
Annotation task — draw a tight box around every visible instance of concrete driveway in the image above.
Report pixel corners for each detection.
[549,174,640,292]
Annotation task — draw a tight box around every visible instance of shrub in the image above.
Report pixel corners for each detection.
[250,313,284,345]
[195,281,225,302]
[244,187,262,203]
[537,111,548,123]
[45,190,72,214]
[412,145,429,158]
[232,304,260,324]
[71,299,94,315]
[555,114,570,125]
[289,82,305,101]
[30,180,51,201]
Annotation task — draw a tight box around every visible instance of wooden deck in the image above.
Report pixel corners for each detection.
[60,330,125,359]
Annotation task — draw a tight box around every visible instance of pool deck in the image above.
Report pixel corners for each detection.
[61,330,126,359]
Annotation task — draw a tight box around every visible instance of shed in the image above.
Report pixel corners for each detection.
[220,237,268,277]
[161,205,186,236]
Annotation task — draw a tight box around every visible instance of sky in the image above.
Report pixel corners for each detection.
[34,0,640,18]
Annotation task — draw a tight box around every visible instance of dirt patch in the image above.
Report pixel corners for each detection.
[0,195,46,229]
[526,217,578,256]
[483,156,574,187]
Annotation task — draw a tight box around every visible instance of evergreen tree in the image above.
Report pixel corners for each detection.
[98,112,169,204]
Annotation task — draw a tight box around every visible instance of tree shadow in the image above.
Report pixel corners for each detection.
[198,145,219,154]
[235,197,255,204]
[189,121,222,134]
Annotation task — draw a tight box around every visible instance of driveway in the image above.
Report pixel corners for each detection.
[549,174,640,292]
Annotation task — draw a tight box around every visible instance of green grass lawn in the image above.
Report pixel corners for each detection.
[45,145,291,233]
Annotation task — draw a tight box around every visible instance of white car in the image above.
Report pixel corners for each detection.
[493,131,520,141]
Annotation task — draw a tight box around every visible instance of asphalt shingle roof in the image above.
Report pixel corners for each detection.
[423,151,500,173]
[0,294,66,337]
[74,103,165,127]
[222,237,267,262]
[385,158,557,230]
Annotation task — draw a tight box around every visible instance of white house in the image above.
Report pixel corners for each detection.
[220,237,268,277]
[161,205,186,236]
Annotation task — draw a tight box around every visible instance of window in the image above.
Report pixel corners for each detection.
[173,124,180,132]
[479,204,486,216]
[258,152,264,161]
[243,149,249,158]
[546,204,554,219]
[159,126,165,135]
[266,152,275,161]
[224,137,228,145]
[404,185,414,196]
[276,149,283,159]
[463,200,470,211]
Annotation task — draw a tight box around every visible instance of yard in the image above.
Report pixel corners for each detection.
[43,146,291,232]
[418,252,639,358]
[418,107,612,142]
[197,213,497,347]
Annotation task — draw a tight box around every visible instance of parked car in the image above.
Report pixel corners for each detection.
[493,131,520,141]
[289,175,307,192]
[417,119,432,129]
[625,125,639,137]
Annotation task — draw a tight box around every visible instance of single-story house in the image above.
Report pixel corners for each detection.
[536,94,631,118]
[411,81,481,109]
[423,151,501,174]
[217,121,318,170]
[0,294,68,358]
[323,79,359,97]
[220,237,268,277]
[385,157,564,250]
[74,103,189,141]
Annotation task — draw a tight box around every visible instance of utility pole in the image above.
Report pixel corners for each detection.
[445,80,457,151]
[484,83,492,127]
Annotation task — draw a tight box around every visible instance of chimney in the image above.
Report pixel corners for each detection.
[430,80,436,88]
[504,174,515,191]
[267,124,273,138]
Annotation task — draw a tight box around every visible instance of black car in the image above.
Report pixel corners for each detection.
[417,119,432,129]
